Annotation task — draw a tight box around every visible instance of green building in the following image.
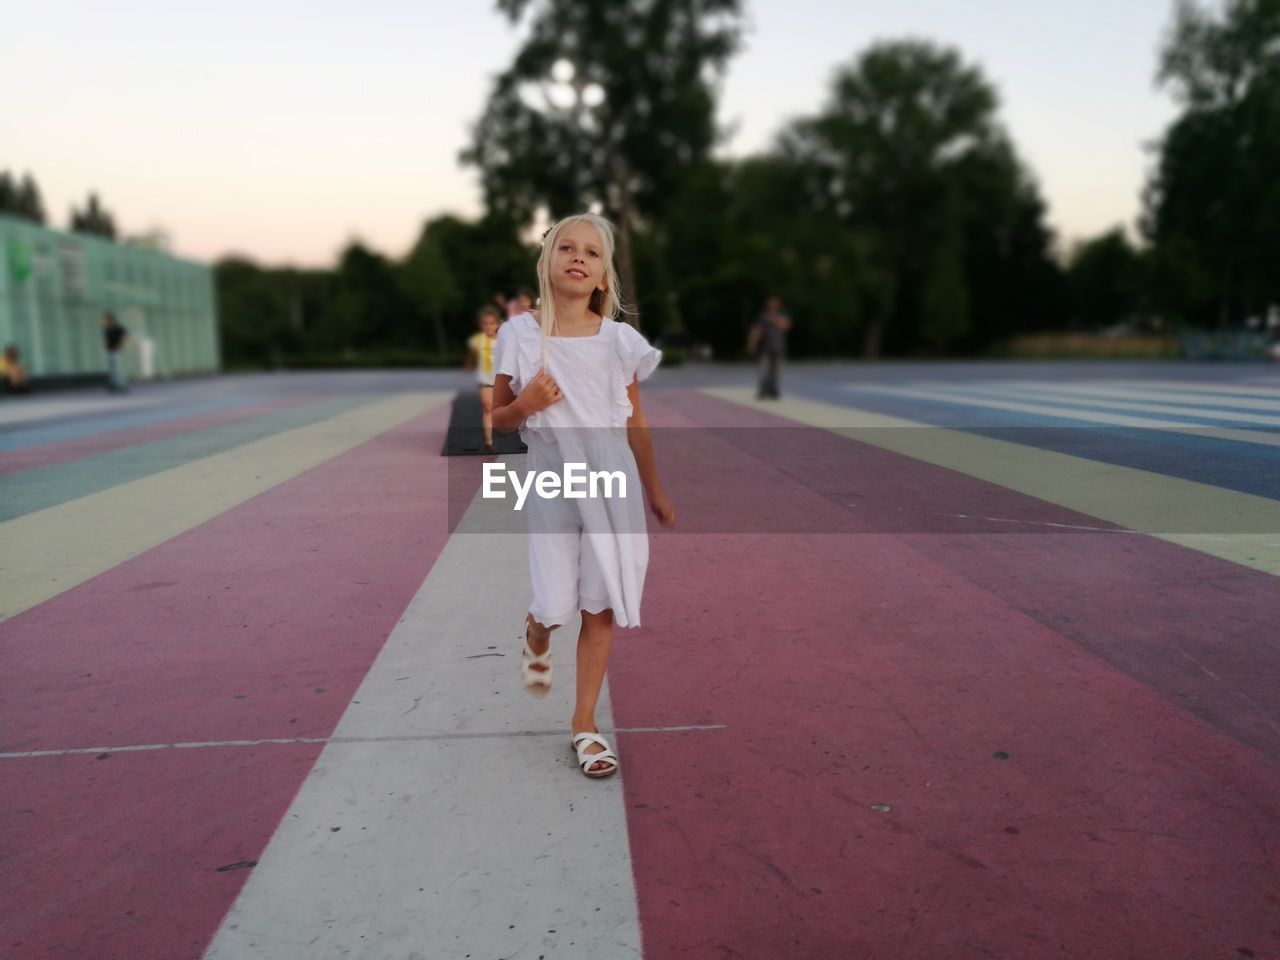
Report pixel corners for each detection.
[0,214,219,381]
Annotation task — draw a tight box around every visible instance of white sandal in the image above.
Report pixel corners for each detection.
[570,731,619,779]
[520,622,552,697]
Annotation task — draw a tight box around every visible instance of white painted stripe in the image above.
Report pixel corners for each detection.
[201,454,656,960]
[961,380,1280,414]
[949,514,1142,533]
[0,726,726,760]
[844,384,1280,448]
[936,383,1280,425]
[1138,379,1280,397]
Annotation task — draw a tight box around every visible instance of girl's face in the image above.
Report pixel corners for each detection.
[550,221,607,303]
[479,314,500,337]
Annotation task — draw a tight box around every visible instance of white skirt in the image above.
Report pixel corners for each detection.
[523,434,649,628]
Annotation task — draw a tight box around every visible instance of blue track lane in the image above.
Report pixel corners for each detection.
[0,397,261,451]
[784,380,1280,502]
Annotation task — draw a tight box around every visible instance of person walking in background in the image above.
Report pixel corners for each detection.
[748,295,792,399]
[102,312,130,393]
[464,304,503,453]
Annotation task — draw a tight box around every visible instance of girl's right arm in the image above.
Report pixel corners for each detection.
[491,375,523,433]
[492,370,562,432]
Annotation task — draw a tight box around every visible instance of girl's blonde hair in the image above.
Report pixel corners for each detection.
[534,212,633,367]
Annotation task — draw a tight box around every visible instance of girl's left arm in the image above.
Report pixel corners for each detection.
[626,378,676,527]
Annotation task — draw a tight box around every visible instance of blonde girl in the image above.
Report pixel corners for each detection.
[491,213,676,779]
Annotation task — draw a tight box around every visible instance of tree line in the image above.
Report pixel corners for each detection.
[19,0,1278,364]
[0,173,120,239]
[215,216,533,366]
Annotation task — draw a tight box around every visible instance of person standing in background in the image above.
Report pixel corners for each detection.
[1,344,30,393]
[464,304,503,453]
[749,295,792,400]
[102,312,130,393]
[507,287,536,319]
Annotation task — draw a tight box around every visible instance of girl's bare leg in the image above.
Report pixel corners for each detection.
[571,608,614,774]
[479,385,494,447]
[525,613,556,659]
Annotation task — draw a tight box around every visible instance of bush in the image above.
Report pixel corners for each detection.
[246,350,468,370]
[992,333,1179,360]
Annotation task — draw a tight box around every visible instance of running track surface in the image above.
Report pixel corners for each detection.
[2,367,1279,959]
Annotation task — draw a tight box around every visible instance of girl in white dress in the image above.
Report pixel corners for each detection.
[491,213,677,779]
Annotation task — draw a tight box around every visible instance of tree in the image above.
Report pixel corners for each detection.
[1065,229,1147,328]
[1157,0,1280,110]
[401,224,462,355]
[660,153,884,358]
[214,257,298,367]
[1143,0,1280,326]
[782,40,1059,355]
[0,170,47,224]
[462,0,744,317]
[402,214,535,348]
[325,243,414,354]
[70,192,118,239]
[15,174,46,224]
[951,140,1065,346]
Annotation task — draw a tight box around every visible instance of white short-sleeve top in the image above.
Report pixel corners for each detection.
[493,312,662,438]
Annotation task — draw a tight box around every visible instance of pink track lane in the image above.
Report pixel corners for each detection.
[0,396,317,477]
[0,402,454,960]
[609,390,1280,959]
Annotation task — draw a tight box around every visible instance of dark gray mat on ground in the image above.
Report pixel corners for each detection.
[441,389,528,456]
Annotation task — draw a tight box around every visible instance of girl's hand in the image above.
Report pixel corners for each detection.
[648,489,676,528]
[524,369,563,412]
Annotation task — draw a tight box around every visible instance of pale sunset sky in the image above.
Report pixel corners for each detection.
[2,0,1182,267]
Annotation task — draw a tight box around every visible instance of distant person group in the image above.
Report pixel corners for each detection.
[463,289,541,452]
[470,290,794,423]
[4,289,793,405]
[0,310,134,398]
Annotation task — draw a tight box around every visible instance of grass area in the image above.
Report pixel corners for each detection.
[993,333,1181,360]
